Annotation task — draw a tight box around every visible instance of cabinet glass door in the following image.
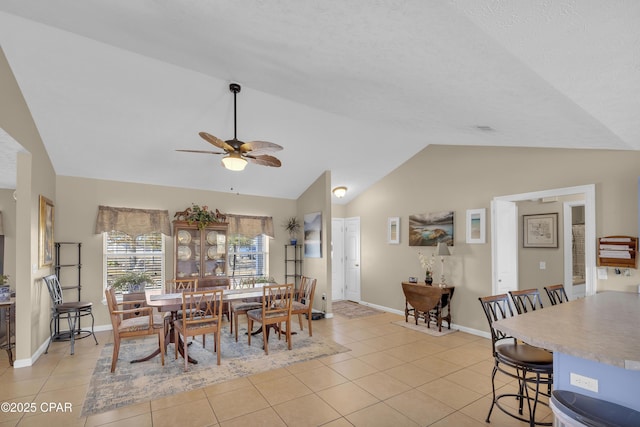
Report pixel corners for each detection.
[176,228,200,279]
[203,228,226,277]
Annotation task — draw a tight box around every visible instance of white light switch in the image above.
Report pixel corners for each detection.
[539,261,546,270]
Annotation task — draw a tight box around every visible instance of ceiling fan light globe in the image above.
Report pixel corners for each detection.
[222,156,247,171]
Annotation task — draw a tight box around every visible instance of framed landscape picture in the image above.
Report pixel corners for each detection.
[304,211,322,258]
[466,208,486,244]
[409,211,454,247]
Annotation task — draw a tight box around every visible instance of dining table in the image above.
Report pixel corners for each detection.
[132,286,267,365]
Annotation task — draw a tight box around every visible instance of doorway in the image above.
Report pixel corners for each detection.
[331,217,361,302]
[492,184,596,297]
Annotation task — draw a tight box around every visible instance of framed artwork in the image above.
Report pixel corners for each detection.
[466,208,486,244]
[523,213,558,248]
[303,211,322,258]
[408,211,454,246]
[39,195,55,267]
[387,217,400,244]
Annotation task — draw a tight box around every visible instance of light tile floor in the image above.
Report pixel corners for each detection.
[0,310,553,426]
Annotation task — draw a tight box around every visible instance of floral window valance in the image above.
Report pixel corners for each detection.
[226,214,274,239]
[95,205,171,237]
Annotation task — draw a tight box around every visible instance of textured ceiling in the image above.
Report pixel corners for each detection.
[0,1,638,202]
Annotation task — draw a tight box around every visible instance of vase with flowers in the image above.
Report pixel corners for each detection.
[418,251,435,285]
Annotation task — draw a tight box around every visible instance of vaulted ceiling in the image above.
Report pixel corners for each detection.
[1,1,638,202]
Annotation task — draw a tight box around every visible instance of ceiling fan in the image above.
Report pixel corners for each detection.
[177,83,283,171]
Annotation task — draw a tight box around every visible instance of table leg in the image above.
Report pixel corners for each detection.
[131,311,198,364]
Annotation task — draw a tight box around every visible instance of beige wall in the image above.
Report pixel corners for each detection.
[295,171,332,312]
[1,47,56,361]
[55,176,298,328]
[344,144,640,333]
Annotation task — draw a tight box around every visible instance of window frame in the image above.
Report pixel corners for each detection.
[227,234,270,284]
[103,231,165,294]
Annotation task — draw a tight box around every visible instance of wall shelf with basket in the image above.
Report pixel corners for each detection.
[597,236,638,269]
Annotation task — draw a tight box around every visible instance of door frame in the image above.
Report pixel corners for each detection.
[344,217,361,302]
[563,201,585,301]
[492,184,596,297]
[331,218,345,301]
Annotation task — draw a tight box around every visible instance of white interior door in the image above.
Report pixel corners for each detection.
[492,200,518,295]
[344,217,361,302]
[331,218,345,301]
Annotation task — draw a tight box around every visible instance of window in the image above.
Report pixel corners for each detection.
[104,231,164,291]
[227,234,269,282]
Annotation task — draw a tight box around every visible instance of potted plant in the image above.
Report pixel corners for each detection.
[418,251,435,285]
[0,274,10,301]
[112,271,153,293]
[185,204,220,230]
[284,217,301,245]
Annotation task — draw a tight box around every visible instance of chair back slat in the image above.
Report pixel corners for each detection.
[478,294,516,354]
[43,274,64,305]
[509,288,544,314]
[166,278,198,292]
[544,284,569,305]
[181,289,223,326]
[263,283,294,317]
[105,286,122,329]
[297,276,316,306]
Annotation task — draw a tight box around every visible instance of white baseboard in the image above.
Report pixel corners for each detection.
[345,300,490,339]
[13,323,112,369]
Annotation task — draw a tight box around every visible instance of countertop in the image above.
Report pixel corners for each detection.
[494,291,640,370]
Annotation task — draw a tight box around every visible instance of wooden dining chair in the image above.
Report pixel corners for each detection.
[166,278,198,292]
[174,288,224,370]
[247,283,294,355]
[105,286,166,372]
[229,277,263,341]
[291,276,317,336]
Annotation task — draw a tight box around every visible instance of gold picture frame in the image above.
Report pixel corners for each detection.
[39,195,54,267]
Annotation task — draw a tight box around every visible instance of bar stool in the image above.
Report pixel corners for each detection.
[544,284,569,305]
[509,288,545,314]
[479,294,553,427]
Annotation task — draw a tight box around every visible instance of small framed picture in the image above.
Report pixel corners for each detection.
[466,208,486,244]
[523,213,558,248]
[388,217,400,244]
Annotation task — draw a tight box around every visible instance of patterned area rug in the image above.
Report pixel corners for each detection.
[82,326,348,417]
[392,320,458,337]
[331,300,383,319]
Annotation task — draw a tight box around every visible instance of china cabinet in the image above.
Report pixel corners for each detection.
[173,220,229,288]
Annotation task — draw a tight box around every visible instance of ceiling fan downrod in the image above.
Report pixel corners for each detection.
[229,83,241,142]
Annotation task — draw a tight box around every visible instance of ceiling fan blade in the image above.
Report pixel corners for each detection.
[246,154,282,167]
[199,132,234,152]
[240,140,283,154]
[176,149,225,155]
